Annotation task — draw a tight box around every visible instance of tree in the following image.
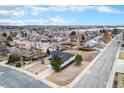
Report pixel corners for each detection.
[6,42,11,47]
[8,55,20,64]
[100,29,103,34]
[0,33,11,48]
[70,31,76,36]
[50,55,63,72]
[69,31,76,42]
[81,34,86,43]
[82,34,85,41]
[7,35,13,41]
[2,32,7,37]
[46,48,50,56]
[74,54,83,65]
[8,55,12,63]
[0,36,7,54]
[103,30,112,43]
[112,29,118,35]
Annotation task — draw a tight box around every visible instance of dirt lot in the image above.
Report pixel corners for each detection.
[64,49,99,62]
[46,62,88,86]
[46,50,99,86]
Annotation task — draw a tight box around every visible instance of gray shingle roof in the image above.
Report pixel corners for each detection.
[50,50,73,62]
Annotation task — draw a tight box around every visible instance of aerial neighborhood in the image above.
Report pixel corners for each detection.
[0,25,123,88]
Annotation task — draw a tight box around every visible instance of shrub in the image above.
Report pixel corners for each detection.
[15,62,22,67]
[75,54,83,65]
[8,55,20,64]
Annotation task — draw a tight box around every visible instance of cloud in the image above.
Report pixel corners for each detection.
[0,5,123,17]
[95,6,124,14]
[25,19,43,25]
[0,10,24,16]
[0,19,24,26]
[30,5,95,13]
[30,5,124,14]
[30,5,96,16]
[0,16,69,26]
[30,6,48,16]
[0,6,29,16]
[32,6,48,12]
[42,16,69,25]
[25,16,69,25]
[49,6,95,12]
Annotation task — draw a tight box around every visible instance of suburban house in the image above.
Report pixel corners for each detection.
[50,50,75,69]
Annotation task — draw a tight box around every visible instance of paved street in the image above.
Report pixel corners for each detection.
[0,66,50,88]
[75,36,121,88]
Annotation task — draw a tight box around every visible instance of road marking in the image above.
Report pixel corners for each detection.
[0,72,4,75]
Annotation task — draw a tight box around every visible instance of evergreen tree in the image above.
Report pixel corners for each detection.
[50,55,63,72]
[74,54,83,65]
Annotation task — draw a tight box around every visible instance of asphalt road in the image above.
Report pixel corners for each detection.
[0,66,51,88]
[75,35,121,88]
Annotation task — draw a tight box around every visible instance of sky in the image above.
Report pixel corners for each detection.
[0,5,124,26]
